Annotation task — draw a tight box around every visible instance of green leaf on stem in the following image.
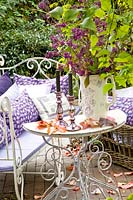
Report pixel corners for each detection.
[101,0,111,11]
[128,0,133,8]
[63,9,80,21]
[90,35,98,48]
[103,83,113,94]
[114,52,132,63]
[96,49,109,57]
[117,25,130,38]
[80,17,96,31]
[115,75,127,87]
[95,8,105,18]
[84,76,90,88]
[49,6,63,20]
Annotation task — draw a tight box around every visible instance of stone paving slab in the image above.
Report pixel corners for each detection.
[0,138,133,200]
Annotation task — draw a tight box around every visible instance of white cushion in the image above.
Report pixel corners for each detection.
[116,87,133,98]
[32,93,70,120]
[18,83,52,98]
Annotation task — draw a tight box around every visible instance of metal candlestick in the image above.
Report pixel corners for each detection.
[56,92,68,127]
[67,95,81,131]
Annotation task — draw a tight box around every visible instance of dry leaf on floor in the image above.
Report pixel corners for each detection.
[65,152,71,157]
[34,194,44,200]
[107,190,116,195]
[73,186,80,191]
[87,155,91,160]
[118,182,126,187]
[91,188,101,195]
[108,178,113,183]
[66,164,74,171]
[118,182,133,189]
[113,172,123,177]
[124,172,133,176]
[67,179,77,186]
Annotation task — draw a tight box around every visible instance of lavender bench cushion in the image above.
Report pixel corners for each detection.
[0,130,50,171]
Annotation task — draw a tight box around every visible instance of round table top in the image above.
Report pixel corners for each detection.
[23,109,127,138]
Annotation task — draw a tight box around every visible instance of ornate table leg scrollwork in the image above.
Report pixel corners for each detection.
[77,135,122,200]
[40,135,122,200]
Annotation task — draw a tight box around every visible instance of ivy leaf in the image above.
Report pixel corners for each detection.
[101,0,111,11]
[49,6,63,20]
[80,17,96,31]
[103,83,114,94]
[63,9,80,21]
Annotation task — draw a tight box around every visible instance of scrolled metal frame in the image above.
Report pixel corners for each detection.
[0,56,64,200]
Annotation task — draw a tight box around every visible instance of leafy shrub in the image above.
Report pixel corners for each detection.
[0,0,54,70]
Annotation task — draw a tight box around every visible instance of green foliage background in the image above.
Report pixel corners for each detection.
[0,0,54,68]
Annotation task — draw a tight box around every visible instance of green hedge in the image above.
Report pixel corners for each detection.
[0,0,54,70]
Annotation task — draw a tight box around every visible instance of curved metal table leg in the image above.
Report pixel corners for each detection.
[40,135,122,200]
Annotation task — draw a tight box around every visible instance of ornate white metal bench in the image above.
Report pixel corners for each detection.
[0,55,66,200]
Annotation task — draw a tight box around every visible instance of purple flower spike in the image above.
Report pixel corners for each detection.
[78,69,85,76]
[38,1,49,10]
[90,59,94,66]
[112,47,118,53]
[64,52,72,59]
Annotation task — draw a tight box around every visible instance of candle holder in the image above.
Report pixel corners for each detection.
[55,92,68,127]
[66,95,81,131]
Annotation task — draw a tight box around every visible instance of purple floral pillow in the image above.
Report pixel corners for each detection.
[0,115,11,149]
[109,97,133,126]
[13,73,69,95]
[6,90,40,137]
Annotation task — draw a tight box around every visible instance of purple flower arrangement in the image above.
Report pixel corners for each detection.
[46,20,115,76]
[44,0,132,85]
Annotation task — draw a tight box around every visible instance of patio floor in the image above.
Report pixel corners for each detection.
[0,138,133,200]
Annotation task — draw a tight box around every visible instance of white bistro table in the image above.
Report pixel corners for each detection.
[23,109,127,200]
